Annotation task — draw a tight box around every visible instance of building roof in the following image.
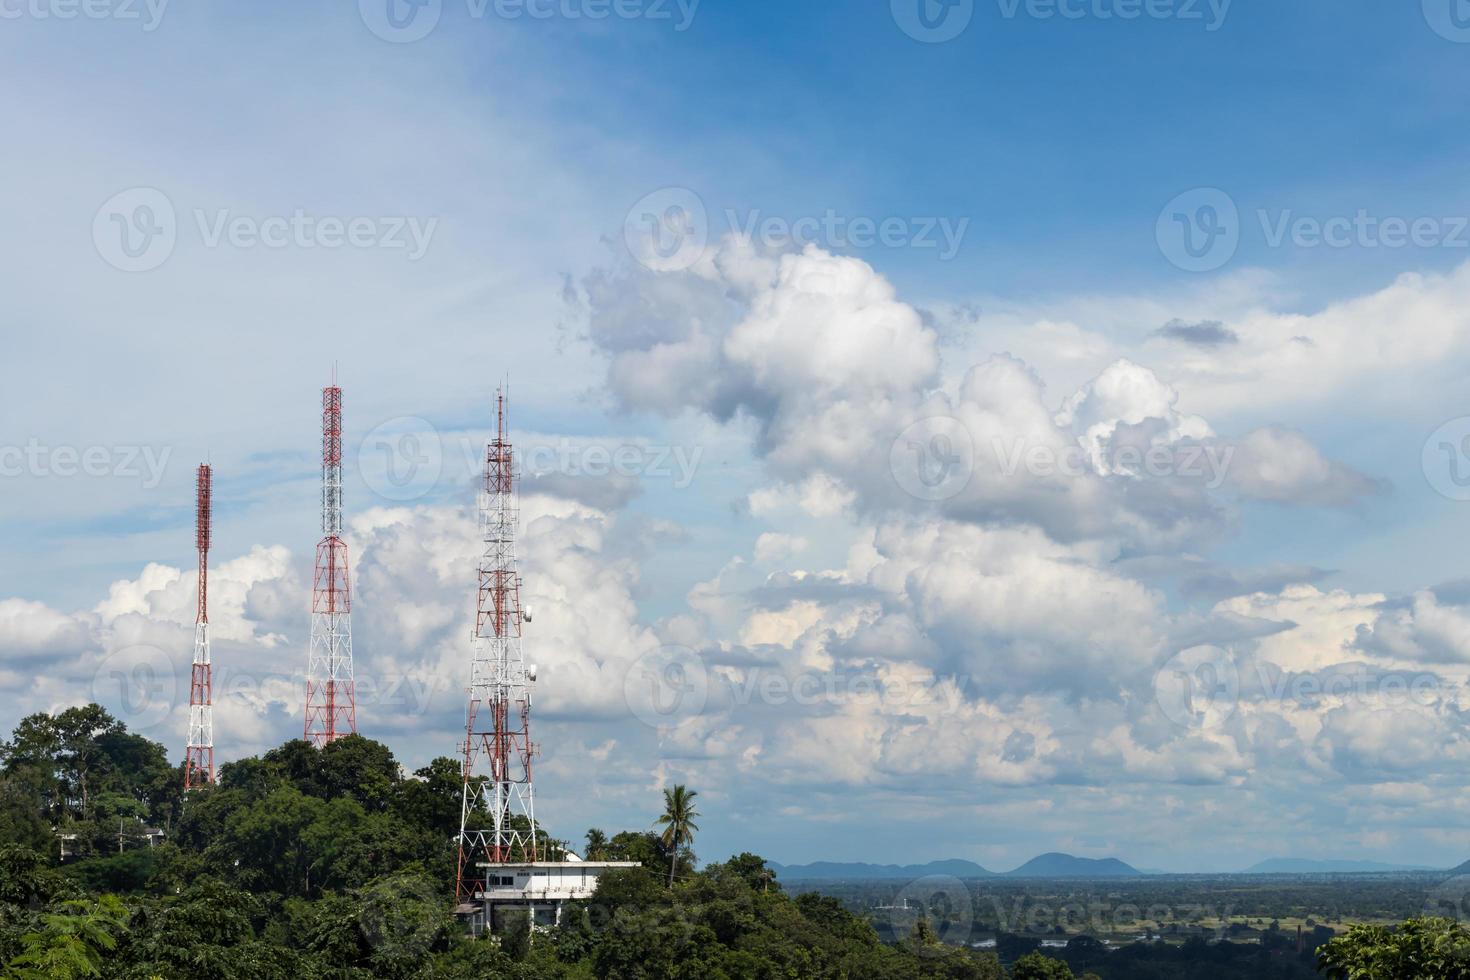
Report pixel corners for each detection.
[474,860,642,869]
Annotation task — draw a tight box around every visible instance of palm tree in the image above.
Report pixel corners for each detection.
[654,785,699,888]
[585,827,608,860]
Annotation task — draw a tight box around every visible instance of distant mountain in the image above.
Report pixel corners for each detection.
[1447,859,1470,876]
[771,859,994,880]
[773,854,1440,879]
[1005,853,1143,877]
[1244,858,1438,874]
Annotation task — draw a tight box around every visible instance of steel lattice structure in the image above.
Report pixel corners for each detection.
[456,389,538,900]
[304,384,357,746]
[184,463,215,790]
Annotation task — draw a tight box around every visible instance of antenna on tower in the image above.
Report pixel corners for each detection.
[304,382,357,746]
[184,464,215,789]
[456,384,539,900]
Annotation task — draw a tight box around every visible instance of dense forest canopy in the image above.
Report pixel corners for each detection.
[0,705,1007,979]
[0,704,1442,979]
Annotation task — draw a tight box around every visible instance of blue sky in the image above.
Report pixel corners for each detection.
[5,0,1470,873]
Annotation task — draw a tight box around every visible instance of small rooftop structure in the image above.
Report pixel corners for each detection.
[464,860,641,932]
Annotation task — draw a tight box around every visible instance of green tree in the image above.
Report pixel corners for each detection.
[418,935,516,979]
[605,830,667,873]
[3,896,127,980]
[654,785,699,889]
[0,845,65,907]
[585,827,608,860]
[1010,951,1074,979]
[214,784,325,894]
[0,777,52,852]
[1318,917,1470,979]
[52,705,124,819]
[356,871,454,977]
[316,734,400,812]
[495,909,532,961]
[714,852,777,893]
[1,705,175,859]
[2,712,65,815]
[397,757,464,840]
[118,878,271,979]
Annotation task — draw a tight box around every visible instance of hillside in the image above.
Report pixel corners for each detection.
[1005,853,1143,877]
[1245,858,1438,874]
[775,853,1147,880]
[771,858,994,880]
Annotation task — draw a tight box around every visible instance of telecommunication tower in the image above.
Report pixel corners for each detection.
[184,464,214,789]
[456,389,539,900]
[303,384,357,745]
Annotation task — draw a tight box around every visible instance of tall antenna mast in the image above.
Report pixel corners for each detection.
[184,464,215,789]
[304,382,357,746]
[456,387,538,899]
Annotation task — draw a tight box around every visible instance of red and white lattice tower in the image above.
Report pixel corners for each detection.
[304,384,357,746]
[456,389,538,900]
[184,464,215,790]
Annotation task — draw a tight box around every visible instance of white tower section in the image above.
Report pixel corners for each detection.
[184,463,215,789]
[304,384,356,745]
[457,389,539,899]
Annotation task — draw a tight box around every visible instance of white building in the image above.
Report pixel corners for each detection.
[464,858,642,932]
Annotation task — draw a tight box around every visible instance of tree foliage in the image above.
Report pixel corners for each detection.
[1010,951,1075,979]
[654,785,699,889]
[7,703,1399,980]
[0,705,1012,980]
[1317,917,1470,979]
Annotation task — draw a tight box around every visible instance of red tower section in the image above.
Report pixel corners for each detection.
[184,464,215,789]
[456,390,539,900]
[304,384,357,746]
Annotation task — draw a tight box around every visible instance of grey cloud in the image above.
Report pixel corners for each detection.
[1181,562,1335,601]
[1430,579,1470,606]
[745,572,882,611]
[1115,554,1334,601]
[524,469,643,512]
[1166,610,1298,650]
[1352,591,1470,666]
[1227,427,1388,507]
[1150,319,1240,347]
[1002,729,1036,763]
[605,514,689,561]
